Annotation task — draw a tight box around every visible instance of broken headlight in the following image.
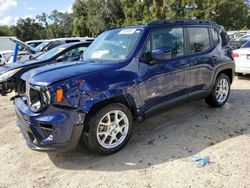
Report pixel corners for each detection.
[28,85,51,113]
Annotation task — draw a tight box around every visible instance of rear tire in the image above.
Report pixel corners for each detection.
[205,73,230,108]
[82,103,133,155]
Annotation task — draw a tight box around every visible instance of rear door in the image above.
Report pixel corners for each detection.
[186,26,217,92]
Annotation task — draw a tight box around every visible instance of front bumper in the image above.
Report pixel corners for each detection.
[15,98,85,152]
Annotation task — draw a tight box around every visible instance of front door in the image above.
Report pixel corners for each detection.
[138,27,190,112]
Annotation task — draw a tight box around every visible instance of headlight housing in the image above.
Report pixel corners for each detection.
[27,84,51,113]
[0,68,21,82]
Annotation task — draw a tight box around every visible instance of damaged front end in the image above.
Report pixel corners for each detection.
[0,79,26,96]
[0,67,24,96]
[15,81,86,152]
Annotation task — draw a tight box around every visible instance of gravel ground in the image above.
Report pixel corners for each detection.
[0,76,250,188]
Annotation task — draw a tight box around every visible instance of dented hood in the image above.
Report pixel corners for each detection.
[21,61,116,86]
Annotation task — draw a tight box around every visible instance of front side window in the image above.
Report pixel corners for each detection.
[188,27,210,53]
[82,28,143,63]
[36,46,66,61]
[142,28,184,58]
[65,46,88,60]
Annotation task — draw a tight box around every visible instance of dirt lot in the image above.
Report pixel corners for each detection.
[0,76,250,188]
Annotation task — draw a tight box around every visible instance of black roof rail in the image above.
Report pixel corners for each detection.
[148,19,217,25]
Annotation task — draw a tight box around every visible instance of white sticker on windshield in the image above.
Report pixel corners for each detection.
[119,29,137,35]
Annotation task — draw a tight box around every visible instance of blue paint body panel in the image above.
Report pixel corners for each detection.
[15,21,235,152]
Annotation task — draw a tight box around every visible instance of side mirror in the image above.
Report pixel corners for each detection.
[151,48,172,61]
[140,52,152,62]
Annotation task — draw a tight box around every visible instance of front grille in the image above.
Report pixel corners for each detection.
[40,123,54,137]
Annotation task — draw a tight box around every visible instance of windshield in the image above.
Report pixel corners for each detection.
[82,28,143,63]
[36,46,66,61]
[239,35,250,41]
[34,41,50,52]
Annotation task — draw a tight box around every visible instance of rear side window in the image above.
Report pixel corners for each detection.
[188,27,210,53]
[47,41,65,51]
[66,40,80,43]
[211,28,219,45]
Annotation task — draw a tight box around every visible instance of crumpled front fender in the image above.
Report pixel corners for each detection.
[49,68,142,114]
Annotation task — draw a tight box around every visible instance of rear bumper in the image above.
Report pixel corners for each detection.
[235,67,250,74]
[15,98,85,152]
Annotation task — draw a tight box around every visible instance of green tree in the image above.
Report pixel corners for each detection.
[0,26,15,36]
[72,0,125,36]
[123,0,150,25]
[46,10,73,38]
[203,0,248,30]
[36,13,49,27]
[14,18,46,41]
[72,0,90,36]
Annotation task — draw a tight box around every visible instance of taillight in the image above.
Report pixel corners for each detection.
[232,52,239,59]
[56,88,63,103]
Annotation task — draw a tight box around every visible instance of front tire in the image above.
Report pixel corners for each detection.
[205,73,231,108]
[83,103,133,155]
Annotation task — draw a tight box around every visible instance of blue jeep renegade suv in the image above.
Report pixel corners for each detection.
[15,19,235,155]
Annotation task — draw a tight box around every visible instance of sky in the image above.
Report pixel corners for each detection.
[0,0,74,26]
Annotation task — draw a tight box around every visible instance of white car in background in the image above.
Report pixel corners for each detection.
[25,40,45,48]
[232,41,250,74]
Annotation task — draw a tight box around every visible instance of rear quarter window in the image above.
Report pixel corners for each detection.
[188,27,210,53]
[211,28,220,45]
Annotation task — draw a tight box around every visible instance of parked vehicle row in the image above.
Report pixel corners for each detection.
[0,37,95,65]
[9,19,235,155]
[0,41,92,96]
